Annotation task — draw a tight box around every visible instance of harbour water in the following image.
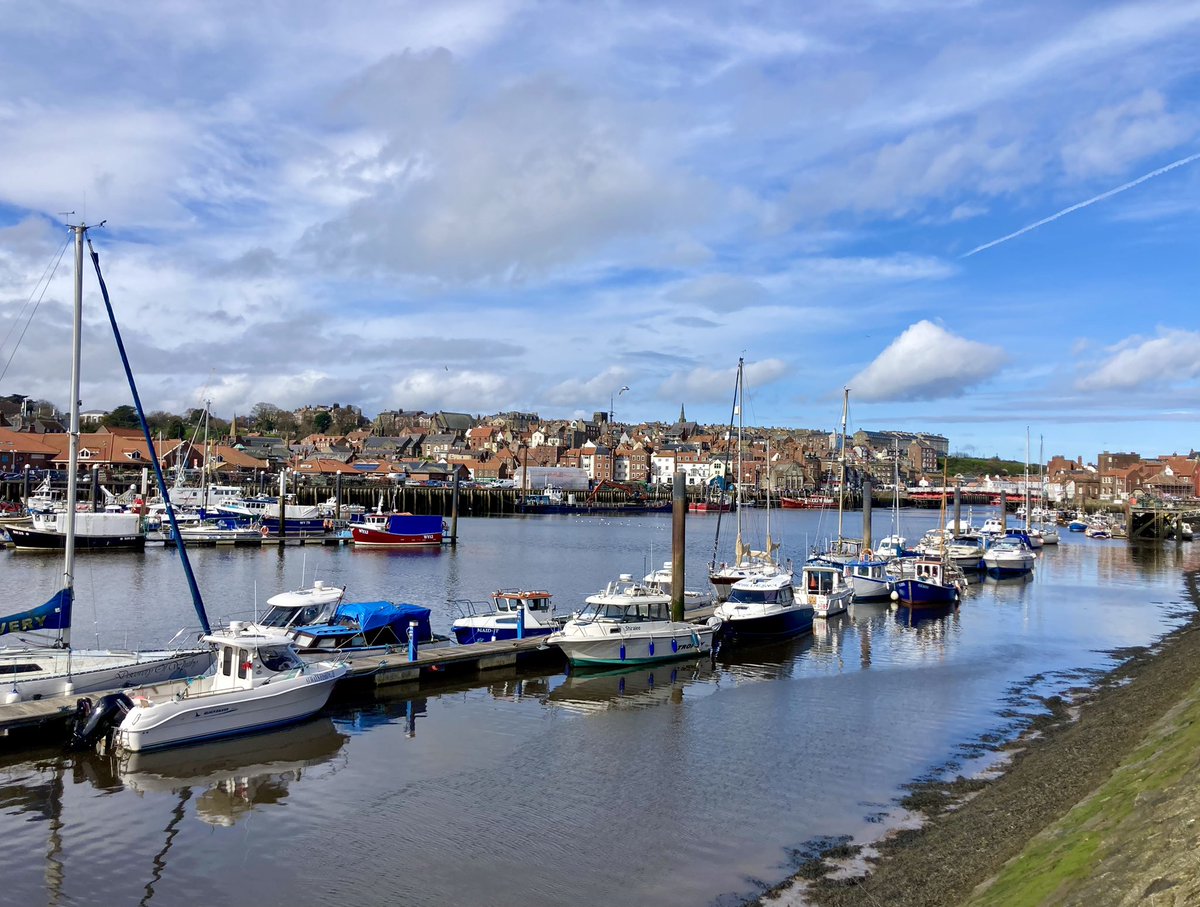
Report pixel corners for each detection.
[1,509,1195,906]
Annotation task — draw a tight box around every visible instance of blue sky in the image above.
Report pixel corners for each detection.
[1,1,1198,461]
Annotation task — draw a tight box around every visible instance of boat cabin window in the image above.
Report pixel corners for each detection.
[0,663,40,675]
[259,646,299,672]
[804,571,834,594]
[729,586,782,605]
[221,645,234,676]
[237,648,251,679]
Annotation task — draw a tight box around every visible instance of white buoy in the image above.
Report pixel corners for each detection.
[4,689,21,705]
[889,590,899,601]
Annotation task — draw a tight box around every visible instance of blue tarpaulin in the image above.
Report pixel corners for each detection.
[334,601,433,641]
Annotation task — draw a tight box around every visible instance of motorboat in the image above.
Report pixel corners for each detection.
[873,534,910,559]
[714,570,815,647]
[288,600,451,660]
[1068,516,1088,532]
[979,516,1006,539]
[890,555,965,606]
[1039,524,1060,545]
[795,562,852,618]
[350,512,444,548]
[841,555,892,601]
[982,536,1036,577]
[97,627,346,752]
[450,589,559,644]
[546,574,720,668]
[225,581,346,636]
[944,535,986,571]
[1085,524,1112,540]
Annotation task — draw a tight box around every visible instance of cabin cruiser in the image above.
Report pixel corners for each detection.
[795,562,852,618]
[288,601,451,660]
[841,554,892,601]
[78,627,347,753]
[450,589,559,644]
[714,570,815,646]
[982,536,1036,577]
[546,574,720,668]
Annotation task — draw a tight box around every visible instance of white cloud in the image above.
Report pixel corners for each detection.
[1061,90,1195,179]
[849,321,1008,401]
[390,369,523,412]
[1080,329,1200,390]
[658,359,789,402]
[544,368,637,408]
[664,274,768,312]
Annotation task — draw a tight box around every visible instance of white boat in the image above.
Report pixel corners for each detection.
[641,561,714,607]
[979,516,1006,538]
[842,556,892,601]
[224,581,347,635]
[450,589,560,644]
[809,388,864,567]
[1,224,212,702]
[982,537,1036,577]
[714,570,815,647]
[795,562,852,618]
[1039,524,1060,545]
[944,535,986,571]
[110,627,346,752]
[547,574,719,667]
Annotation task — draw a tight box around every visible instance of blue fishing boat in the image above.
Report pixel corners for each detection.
[890,555,964,606]
[450,589,558,644]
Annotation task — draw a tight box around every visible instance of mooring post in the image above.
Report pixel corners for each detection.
[277,468,287,546]
[1000,490,1007,532]
[408,621,419,662]
[953,480,962,535]
[90,464,100,513]
[334,470,342,522]
[862,476,873,551]
[671,469,686,622]
[450,471,460,547]
[517,602,526,639]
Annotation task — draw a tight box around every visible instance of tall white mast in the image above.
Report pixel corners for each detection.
[1024,426,1031,530]
[62,225,86,648]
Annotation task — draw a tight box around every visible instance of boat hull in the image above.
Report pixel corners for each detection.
[350,525,443,548]
[116,665,345,752]
[550,624,714,667]
[452,625,555,645]
[2,649,214,700]
[716,605,814,645]
[6,526,145,551]
[892,579,959,606]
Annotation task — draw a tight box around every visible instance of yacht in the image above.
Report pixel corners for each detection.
[983,536,1036,577]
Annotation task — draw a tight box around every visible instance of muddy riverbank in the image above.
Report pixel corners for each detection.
[765,568,1200,907]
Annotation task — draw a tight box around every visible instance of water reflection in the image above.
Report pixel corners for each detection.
[546,661,709,713]
[76,717,348,827]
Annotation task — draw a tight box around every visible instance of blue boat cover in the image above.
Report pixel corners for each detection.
[334,601,433,639]
[384,514,444,535]
[0,588,72,637]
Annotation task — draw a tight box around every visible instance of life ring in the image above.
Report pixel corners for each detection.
[864,549,873,560]
[259,525,270,538]
[323,519,333,531]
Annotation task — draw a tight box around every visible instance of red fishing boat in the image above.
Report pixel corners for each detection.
[349,512,445,548]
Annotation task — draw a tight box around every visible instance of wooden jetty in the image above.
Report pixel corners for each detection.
[1126,502,1200,542]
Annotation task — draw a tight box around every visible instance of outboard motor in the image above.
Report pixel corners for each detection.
[69,692,133,752]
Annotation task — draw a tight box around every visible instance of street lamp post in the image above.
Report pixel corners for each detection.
[609,385,630,425]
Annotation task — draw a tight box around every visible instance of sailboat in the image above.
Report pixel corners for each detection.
[0,224,212,701]
[811,388,864,564]
[708,359,790,602]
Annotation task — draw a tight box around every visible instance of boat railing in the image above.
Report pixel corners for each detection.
[448,598,487,620]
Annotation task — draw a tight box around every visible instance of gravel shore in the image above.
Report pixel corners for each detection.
[760,567,1200,907]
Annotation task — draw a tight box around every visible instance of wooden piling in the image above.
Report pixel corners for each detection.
[862,476,873,551]
[671,470,686,622]
[450,473,460,546]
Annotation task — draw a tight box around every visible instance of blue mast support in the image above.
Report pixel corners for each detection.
[87,239,211,634]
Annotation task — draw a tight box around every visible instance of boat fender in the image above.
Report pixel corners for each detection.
[69,692,133,750]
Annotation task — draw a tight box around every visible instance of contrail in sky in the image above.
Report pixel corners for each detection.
[962,151,1200,257]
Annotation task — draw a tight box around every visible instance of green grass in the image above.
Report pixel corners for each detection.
[942,455,1028,478]
[967,683,1200,906]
